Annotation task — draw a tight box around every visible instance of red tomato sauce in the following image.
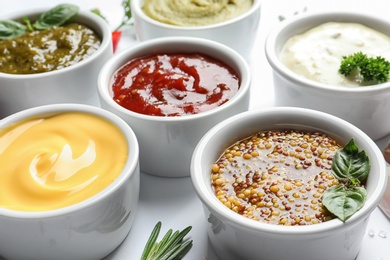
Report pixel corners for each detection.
[110,53,240,116]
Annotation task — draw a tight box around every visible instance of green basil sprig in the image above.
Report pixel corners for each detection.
[33,4,79,30]
[0,20,26,40]
[0,4,79,40]
[331,137,370,184]
[322,138,370,222]
[141,221,193,260]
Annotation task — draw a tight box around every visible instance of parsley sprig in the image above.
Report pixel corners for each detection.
[141,222,193,260]
[339,52,390,84]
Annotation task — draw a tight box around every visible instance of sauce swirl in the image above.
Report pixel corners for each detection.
[110,53,240,116]
[0,112,127,211]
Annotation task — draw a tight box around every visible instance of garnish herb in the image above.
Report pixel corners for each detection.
[22,17,33,32]
[110,0,134,52]
[33,4,79,30]
[114,0,133,31]
[339,52,390,84]
[322,138,370,222]
[0,20,26,40]
[141,222,193,260]
[0,4,79,40]
[91,0,134,52]
[91,9,107,22]
[331,137,370,184]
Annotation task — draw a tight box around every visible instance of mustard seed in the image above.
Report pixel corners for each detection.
[211,130,341,226]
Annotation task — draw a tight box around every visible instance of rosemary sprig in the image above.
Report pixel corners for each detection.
[141,222,193,260]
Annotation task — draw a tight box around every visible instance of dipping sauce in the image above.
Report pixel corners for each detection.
[211,130,342,225]
[279,22,390,86]
[110,53,240,116]
[0,112,127,211]
[0,23,101,74]
[142,0,253,27]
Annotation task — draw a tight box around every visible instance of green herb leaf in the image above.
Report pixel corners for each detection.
[33,4,79,30]
[141,221,162,260]
[360,56,390,83]
[141,222,193,260]
[322,184,367,221]
[90,8,108,22]
[331,138,370,184]
[0,19,26,40]
[22,17,33,32]
[159,240,193,260]
[114,0,133,31]
[339,52,390,84]
[323,138,370,222]
[339,52,365,77]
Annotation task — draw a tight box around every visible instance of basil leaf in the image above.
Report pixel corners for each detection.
[33,4,79,30]
[22,17,33,32]
[322,184,367,222]
[331,138,370,183]
[0,19,26,40]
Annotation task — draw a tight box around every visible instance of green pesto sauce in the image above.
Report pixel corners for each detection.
[0,23,101,74]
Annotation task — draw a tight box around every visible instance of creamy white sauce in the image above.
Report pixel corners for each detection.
[279,22,390,86]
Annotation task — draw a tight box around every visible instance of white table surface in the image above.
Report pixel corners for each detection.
[2,1,390,259]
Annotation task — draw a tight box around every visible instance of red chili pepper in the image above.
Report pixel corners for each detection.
[112,30,122,53]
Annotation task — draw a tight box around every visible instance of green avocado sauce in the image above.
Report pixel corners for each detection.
[0,23,101,74]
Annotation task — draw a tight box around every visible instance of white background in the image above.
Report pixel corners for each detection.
[2,1,390,259]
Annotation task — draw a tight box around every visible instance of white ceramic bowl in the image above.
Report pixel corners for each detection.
[191,107,388,260]
[265,11,390,141]
[0,104,140,260]
[130,0,261,61]
[0,8,113,119]
[98,37,251,177]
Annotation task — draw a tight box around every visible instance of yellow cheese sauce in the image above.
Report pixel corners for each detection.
[0,112,128,212]
[280,22,390,86]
